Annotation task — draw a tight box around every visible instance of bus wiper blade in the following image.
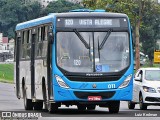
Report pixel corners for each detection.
[89,36,91,61]
[98,38,100,59]
[74,29,90,49]
[99,29,112,50]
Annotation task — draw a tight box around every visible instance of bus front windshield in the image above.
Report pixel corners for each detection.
[56,31,130,73]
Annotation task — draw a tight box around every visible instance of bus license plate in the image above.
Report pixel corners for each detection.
[88,96,102,101]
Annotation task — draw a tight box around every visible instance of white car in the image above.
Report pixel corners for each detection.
[5,58,14,62]
[128,68,160,110]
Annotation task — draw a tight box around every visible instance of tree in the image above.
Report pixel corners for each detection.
[0,0,22,37]
[83,0,108,9]
[0,0,6,28]
[140,1,160,66]
[83,0,160,68]
[0,0,83,39]
[42,0,83,15]
[105,0,145,70]
[0,0,42,38]
[17,1,42,22]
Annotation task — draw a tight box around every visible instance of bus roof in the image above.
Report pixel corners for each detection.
[15,12,128,31]
[15,15,55,31]
[69,9,106,12]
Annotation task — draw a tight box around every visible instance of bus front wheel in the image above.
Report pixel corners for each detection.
[77,105,86,111]
[48,103,58,113]
[108,101,120,113]
[128,101,135,109]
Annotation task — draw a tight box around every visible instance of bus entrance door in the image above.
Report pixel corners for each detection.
[15,31,21,99]
[30,28,37,101]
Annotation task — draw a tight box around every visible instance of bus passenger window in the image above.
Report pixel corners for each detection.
[42,41,48,57]
[26,30,31,59]
[21,32,25,59]
[36,27,43,57]
[21,30,29,59]
[41,26,45,41]
[42,26,48,57]
[37,42,42,57]
[44,26,48,41]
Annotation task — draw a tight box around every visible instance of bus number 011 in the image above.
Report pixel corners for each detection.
[108,84,116,89]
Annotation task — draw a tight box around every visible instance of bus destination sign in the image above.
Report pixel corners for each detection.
[56,18,127,28]
[65,19,113,26]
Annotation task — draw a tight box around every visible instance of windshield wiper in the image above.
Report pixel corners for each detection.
[98,37,100,59]
[99,29,112,50]
[73,29,90,49]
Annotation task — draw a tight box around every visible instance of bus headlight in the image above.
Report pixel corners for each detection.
[55,75,69,89]
[119,74,132,89]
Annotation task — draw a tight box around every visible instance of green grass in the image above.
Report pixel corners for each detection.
[0,63,14,83]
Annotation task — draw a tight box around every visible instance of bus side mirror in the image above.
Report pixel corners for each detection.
[48,32,54,44]
[48,25,54,44]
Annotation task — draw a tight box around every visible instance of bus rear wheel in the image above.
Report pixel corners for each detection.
[23,87,34,110]
[34,101,43,110]
[108,101,120,113]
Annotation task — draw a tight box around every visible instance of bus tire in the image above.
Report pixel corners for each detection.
[108,101,120,113]
[77,105,86,111]
[23,86,33,110]
[87,105,96,110]
[128,101,135,109]
[48,103,58,113]
[34,101,43,110]
[42,80,47,109]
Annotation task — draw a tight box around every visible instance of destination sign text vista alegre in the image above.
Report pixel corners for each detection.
[56,18,128,28]
[65,19,113,26]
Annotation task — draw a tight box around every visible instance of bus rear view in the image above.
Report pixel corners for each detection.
[15,10,134,114]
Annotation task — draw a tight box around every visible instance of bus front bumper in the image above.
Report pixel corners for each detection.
[53,85,132,102]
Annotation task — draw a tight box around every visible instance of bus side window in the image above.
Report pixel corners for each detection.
[37,27,43,57]
[21,30,29,59]
[42,26,48,57]
[21,31,25,59]
[26,30,31,59]
[36,25,50,58]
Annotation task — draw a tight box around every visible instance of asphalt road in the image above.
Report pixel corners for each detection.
[0,82,160,120]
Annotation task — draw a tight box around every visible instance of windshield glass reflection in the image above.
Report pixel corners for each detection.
[56,32,130,73]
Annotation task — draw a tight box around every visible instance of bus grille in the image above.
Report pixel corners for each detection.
[66,75,121,82]
[74,91,115,99]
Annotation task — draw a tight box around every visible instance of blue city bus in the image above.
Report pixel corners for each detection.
[14,9,134,113]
